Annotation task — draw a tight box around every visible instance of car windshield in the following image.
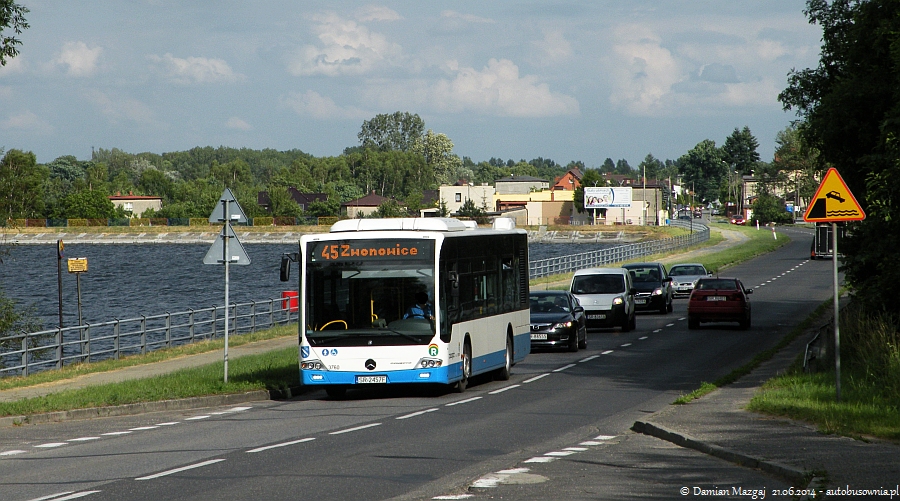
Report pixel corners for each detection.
[670,266,704,276]
[572,274,624,294]
[696,279,739,291]
[530,294,570,313]
[625,266,661,283]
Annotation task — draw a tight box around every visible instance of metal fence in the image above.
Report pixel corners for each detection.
[0,298,297,377]
[2,222,708,378]
[528,221,709,279]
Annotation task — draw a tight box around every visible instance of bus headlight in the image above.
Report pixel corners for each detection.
[416,358,443,369]
[301,360,326,370]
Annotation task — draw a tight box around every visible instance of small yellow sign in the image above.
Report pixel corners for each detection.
[803,168,866,222]
[67,257,88,273]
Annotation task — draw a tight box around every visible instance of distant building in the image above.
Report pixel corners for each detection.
[342,191,394,218]
[494,175,550,195]
[108,194,162,217]
[257,187,327,212]
[551,168,583,191]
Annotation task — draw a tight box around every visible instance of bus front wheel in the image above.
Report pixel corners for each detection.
[495,335,512,381]
[455,342,472,393]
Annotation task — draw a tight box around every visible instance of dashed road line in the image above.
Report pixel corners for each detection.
[446,397,482,407]
[135,459,225,480]
[247,437,315,453]
[523,373,550,383]
[552,363,576,372]
[329,423,383,435]
[397,408,439,419]
[488,385,520,395]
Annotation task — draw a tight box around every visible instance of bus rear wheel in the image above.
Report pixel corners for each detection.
[495,336,512,381]
[455,341,472,393]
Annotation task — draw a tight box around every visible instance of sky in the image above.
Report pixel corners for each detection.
[0,1,823,169]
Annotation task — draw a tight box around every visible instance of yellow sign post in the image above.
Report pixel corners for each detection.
[804,168,865,401]
[67,257,88,330]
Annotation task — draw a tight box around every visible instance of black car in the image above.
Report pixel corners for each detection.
[622,262,673,313]
[529,290,587,352]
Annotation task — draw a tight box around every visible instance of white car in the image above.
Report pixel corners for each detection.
[668,263,711,297]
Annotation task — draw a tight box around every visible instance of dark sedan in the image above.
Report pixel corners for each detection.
[622,262,673,313]
[529,290,587,352]
[687,277,752,329]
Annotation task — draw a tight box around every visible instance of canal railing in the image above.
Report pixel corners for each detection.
[2,222,708,377]
[529,221,709,279]
[0,298,296,377]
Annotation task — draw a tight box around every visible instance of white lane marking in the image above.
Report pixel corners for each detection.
[523,456,556,463]
[601,350,614,355]
[185,415,210,421]
[488,385,520,395]
[228,406,252,412]
[446,397,482,407]
[68,437,101,442]
[523,373,550,383]
[129,426,159,431]
[544,451,575,456]
[498,468,530,474]
[35,443,67,448]
[594,435,616,440]
[619,343,631,348]
[101,431,132,436]
[563,447,588,451]
[579,355,599,362]
[638,336,648,340]
[579,441,603,446]
[329,423,382,435]
[397,408,439,420]
[247,437,315,453]
[665,323,675,327]
[552,363,576,372]
[678,317,686,321]
[433,495,474,500]
[155,422,179,426]
[653,329,662,333]
[28,492,75,501]
[135,459,225,480]
[1,450,26,456]
[31,492,101,501]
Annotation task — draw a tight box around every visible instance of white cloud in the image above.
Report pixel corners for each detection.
[607,25,684,116]
[529,30,572,67]
[356,5,402,22]
[54,41,102,77]
[0,55,26,76]
[430,58,579,117]
[440,10,494,24]
[225,117,252,131]
[282,90,368,120]
[286,12,403,76]
[1,110,54,134]
[148,53,243,84]
[83,89,156,125]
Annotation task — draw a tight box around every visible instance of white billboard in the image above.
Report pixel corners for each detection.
[584,187,632,209]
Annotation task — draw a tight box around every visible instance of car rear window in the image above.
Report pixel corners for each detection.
[572,274,625,294]
[696,279,739,290]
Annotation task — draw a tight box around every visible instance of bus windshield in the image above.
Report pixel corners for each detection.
[305,239,436,347]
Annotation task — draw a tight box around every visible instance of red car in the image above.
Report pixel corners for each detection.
[687,277,752,329]
[730,215,746,225]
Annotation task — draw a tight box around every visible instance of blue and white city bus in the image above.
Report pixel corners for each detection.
[292,217,530,397]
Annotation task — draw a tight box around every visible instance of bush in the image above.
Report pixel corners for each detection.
[839,303,900,400]
[252,217,274,226]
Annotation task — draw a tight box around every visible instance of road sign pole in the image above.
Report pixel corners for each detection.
[223,201,230,384]
[833,222,841,401]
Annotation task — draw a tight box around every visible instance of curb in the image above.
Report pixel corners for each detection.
[631,420,809,485]
[0,390,273,428]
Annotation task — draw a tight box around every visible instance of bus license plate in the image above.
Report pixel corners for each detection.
[356,375,387,384]
[531,333,548,340]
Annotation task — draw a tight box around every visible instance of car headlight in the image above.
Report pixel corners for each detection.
[553,321,573,330]
[612,296,624,305]
[652,288,663,296]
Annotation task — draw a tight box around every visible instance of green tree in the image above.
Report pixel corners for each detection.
[371,199,406,218]
[721,126,761,176]
[0,0,28,66]
[411,129,460,185]
[0,149,48,219]
[779,0,900,312]
[63,190,116,219]
[456,198,488,224]
[358,111,425,152]
[265,185,303,218]
[638,154,665,181]
[678,140,726,204]
[750,192,792,224]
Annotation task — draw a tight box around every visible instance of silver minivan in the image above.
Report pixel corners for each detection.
[570,268,636,331]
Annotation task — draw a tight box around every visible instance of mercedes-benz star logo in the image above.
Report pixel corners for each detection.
[365,359,377,371]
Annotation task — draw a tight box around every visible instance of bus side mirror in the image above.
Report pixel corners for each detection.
[449,271,459,297]
[280,253,297,282]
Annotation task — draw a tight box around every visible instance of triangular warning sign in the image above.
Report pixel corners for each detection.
[203,224,251,265]
[803,168,866,223]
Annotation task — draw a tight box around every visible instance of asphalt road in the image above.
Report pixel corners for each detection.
[0,227,834,501]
